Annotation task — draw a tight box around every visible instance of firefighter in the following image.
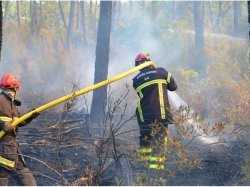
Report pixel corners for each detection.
[132,53,177,172]
[0,73,38,186]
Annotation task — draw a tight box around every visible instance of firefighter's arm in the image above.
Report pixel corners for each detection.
[0,118,14,133]
[167,74,177,91]
[160,68,177,91]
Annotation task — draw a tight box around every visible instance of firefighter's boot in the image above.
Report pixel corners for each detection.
[16,168,37,186]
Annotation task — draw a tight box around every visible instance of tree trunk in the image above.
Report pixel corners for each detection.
[141,1,145,12]
[248,1,250,42]
[111,0,116,32]
[208,1,214,31]
[17,1,21,28]
[116,1,122,26]
[193,1,205,77]
[234,1,239,34]
[194,1,204,52]
[80,1,87,45]
[40,1,43,22]
[3,1,9,25]
[0,1,2,61]
[129,1,132,15]
[216,1,222,32]
[30,1,38,35]
[89,1,92,16]
[67,1,76,48]
[76,2,80,30]
[93,1,97,30]
[151,1,158,21]
[172,1,177,20]
[90,1,112,125]
[58,1,67,29]
[117,1,121,23]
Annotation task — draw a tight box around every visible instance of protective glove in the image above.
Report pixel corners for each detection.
[2,121,15,133]
[24,112,40,124]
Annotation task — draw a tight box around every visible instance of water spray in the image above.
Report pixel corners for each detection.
[168,91,219,144]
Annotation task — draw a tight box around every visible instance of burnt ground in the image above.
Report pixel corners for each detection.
[7,109,250,186]
[167,142,247,186]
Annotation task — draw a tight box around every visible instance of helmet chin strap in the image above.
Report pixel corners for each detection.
[2,88,17,100]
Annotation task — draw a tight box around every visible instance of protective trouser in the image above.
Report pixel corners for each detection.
[139,123,168,171]
[0,167,36,186]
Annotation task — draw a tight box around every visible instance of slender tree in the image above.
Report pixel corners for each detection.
[80,1,87,45]
[141,1,145,11]
[234,1,239,34]
[194,1,204,52]
[193,1,206,77]
[67,1,76,48]
[17,1,21,28]
[111,1,117,32]
[3,1,9,25]
[172,1,177,20]
[248,1,250,42]
[208,1,214,31]
[89,1,92,16]
[40,1,43,22]
[93,1,97,30]
[58,1,67,29]
[129,1,132,15]
[151,1,158,20]
[30,1,38,35]
[76,1,80,30]
[90,1,112,124]
[216,1,222,32]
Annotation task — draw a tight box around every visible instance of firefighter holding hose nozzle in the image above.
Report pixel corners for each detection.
[0,73,38,186]
[132,53,177,174]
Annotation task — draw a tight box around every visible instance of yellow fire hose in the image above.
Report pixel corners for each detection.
[0,61,156,138]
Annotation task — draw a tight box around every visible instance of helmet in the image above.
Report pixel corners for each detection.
[135,53,150,66]
[0,73,20,89]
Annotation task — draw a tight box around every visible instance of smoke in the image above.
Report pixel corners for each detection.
[0,1,248,121]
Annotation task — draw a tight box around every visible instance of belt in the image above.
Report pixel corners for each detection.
[0,136,15,142]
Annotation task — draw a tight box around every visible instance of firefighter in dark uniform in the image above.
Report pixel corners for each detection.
[0,73,38,186]
[133,53,177,171]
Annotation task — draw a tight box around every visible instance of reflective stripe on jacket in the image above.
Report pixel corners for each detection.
[133,67,177,124]
[0,93,26,171]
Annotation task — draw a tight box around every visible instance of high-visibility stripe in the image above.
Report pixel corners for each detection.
[0,156,15,168]
[150,156,165,162]
[137,102,144,122]
[139,147,152,153]
[139,155,151,161]
[158,83,166,119]
[0,116,12,122]
[136,79,168,121]
[167,73,172,83]
[148,164,164,170]
[138,91,143,99]
[135,79,167,92]
[140,156,166,162]
[164,136,168,145]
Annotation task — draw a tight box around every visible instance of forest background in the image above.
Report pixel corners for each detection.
[0,1,249,185]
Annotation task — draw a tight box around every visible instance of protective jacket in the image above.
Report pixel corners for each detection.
[0,92,26,171]
[133,67,177,125]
